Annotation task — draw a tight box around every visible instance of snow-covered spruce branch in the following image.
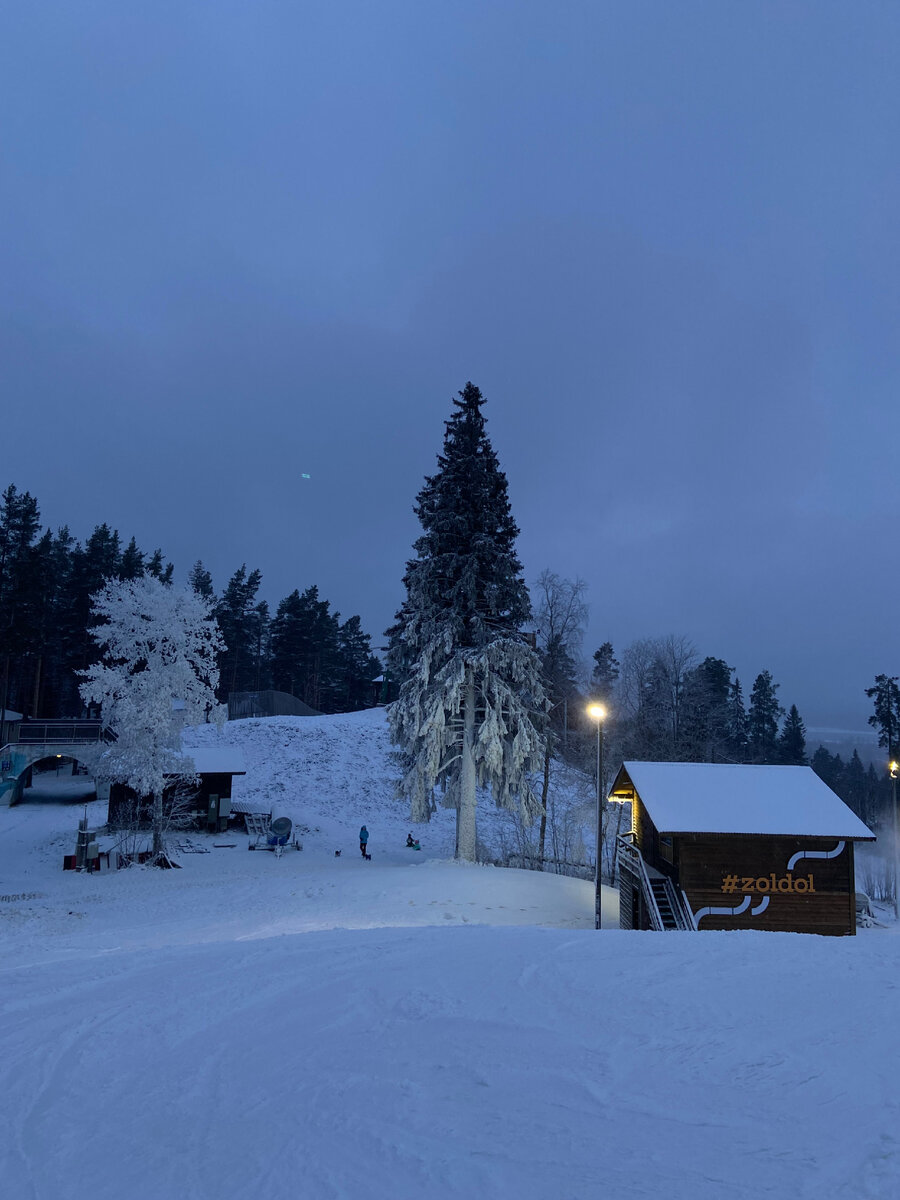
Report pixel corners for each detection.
[389,637,548,840]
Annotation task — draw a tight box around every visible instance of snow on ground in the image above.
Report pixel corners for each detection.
[2,712,899,1199]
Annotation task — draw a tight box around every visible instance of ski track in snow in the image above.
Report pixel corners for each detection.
[1,709,898,1200]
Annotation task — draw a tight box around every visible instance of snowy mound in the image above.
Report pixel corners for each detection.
[183,709,561,859]
[187,709,399,824]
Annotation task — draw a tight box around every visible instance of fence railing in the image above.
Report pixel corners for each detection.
[13,721,105,745]
[502,852,594,881]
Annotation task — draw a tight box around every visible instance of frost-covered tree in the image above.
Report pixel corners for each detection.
[79,576,225,862]
[388,382,548,861]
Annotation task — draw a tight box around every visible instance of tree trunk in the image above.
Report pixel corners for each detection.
[32,654,42,717]
[537,743,551,866]
[151,790,164,861]
[0,652,10,728]
[457,666,477,861]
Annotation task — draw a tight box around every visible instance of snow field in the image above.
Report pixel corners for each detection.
[3,924,900,1200]
[1,709,898,1199]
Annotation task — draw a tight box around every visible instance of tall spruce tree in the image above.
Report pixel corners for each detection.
[388,383,547,860]
[748,670,783,763]
[778,703,807,765]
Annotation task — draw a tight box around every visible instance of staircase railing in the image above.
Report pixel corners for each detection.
[657,874,697,931]
[616,834,664,931]
[616,834,697,931]
[13,721,105,745]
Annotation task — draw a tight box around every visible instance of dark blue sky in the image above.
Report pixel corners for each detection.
[2,2,899,729]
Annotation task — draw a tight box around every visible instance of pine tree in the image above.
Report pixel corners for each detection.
[215,566,264,701]
[681,657,732,761]
[388,383,547,861]
[270,586,341,711]
[188,561,215,599]
[865,674,900,759]
[748,670,783,763]
[0,485,41,716]
[145,549,174,583]
[32,526,75,716]
[119,537,145,580]
[337,614,380,710]
[62,524,124,713]
[591,642,619,704]
[778,704,807,765]
[811,745,835,786]
[844,748,867,821]
[726,676,749,761]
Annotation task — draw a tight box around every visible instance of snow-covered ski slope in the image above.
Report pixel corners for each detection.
[1,710,898,1200]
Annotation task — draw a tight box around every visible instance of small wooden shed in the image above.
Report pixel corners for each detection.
[107,747,246,833]
[611,761,875,936]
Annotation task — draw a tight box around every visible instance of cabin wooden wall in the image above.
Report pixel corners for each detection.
[677,834,856,937]
[632,798,677,879]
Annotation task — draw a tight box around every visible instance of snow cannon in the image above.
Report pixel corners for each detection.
[267,816,292,847]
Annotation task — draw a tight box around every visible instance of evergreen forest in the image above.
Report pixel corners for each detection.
[0,484,382,720]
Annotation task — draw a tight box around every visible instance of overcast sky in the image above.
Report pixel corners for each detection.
[2,2,899,731]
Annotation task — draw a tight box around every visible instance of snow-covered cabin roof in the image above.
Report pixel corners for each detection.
[175,748,246,776]
[610,761,875,839]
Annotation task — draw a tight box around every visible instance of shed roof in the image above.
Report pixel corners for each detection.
[611,761,875,840]
[177,747,246,776]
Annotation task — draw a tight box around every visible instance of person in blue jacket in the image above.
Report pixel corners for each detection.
[359,825,369,858]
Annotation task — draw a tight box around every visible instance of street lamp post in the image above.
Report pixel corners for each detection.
[587,703,607,931]
[891,761,899,920]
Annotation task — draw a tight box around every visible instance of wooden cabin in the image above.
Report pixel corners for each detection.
[610,761,875,936]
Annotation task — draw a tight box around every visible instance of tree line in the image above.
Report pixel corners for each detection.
[0,484,382,720]
[383,382,893,865]
[533,572,893,832]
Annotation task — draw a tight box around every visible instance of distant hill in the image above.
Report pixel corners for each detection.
[806,727,881,765]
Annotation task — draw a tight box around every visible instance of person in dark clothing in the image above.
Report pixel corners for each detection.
[359,825,369,858]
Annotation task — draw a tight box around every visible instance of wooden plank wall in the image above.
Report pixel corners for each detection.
[677,834,856,936]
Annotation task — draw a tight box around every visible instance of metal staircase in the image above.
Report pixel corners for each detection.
[616,834,697,931]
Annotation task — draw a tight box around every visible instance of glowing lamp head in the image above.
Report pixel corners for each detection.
[891,761,898,777]
[587,703,607,722]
